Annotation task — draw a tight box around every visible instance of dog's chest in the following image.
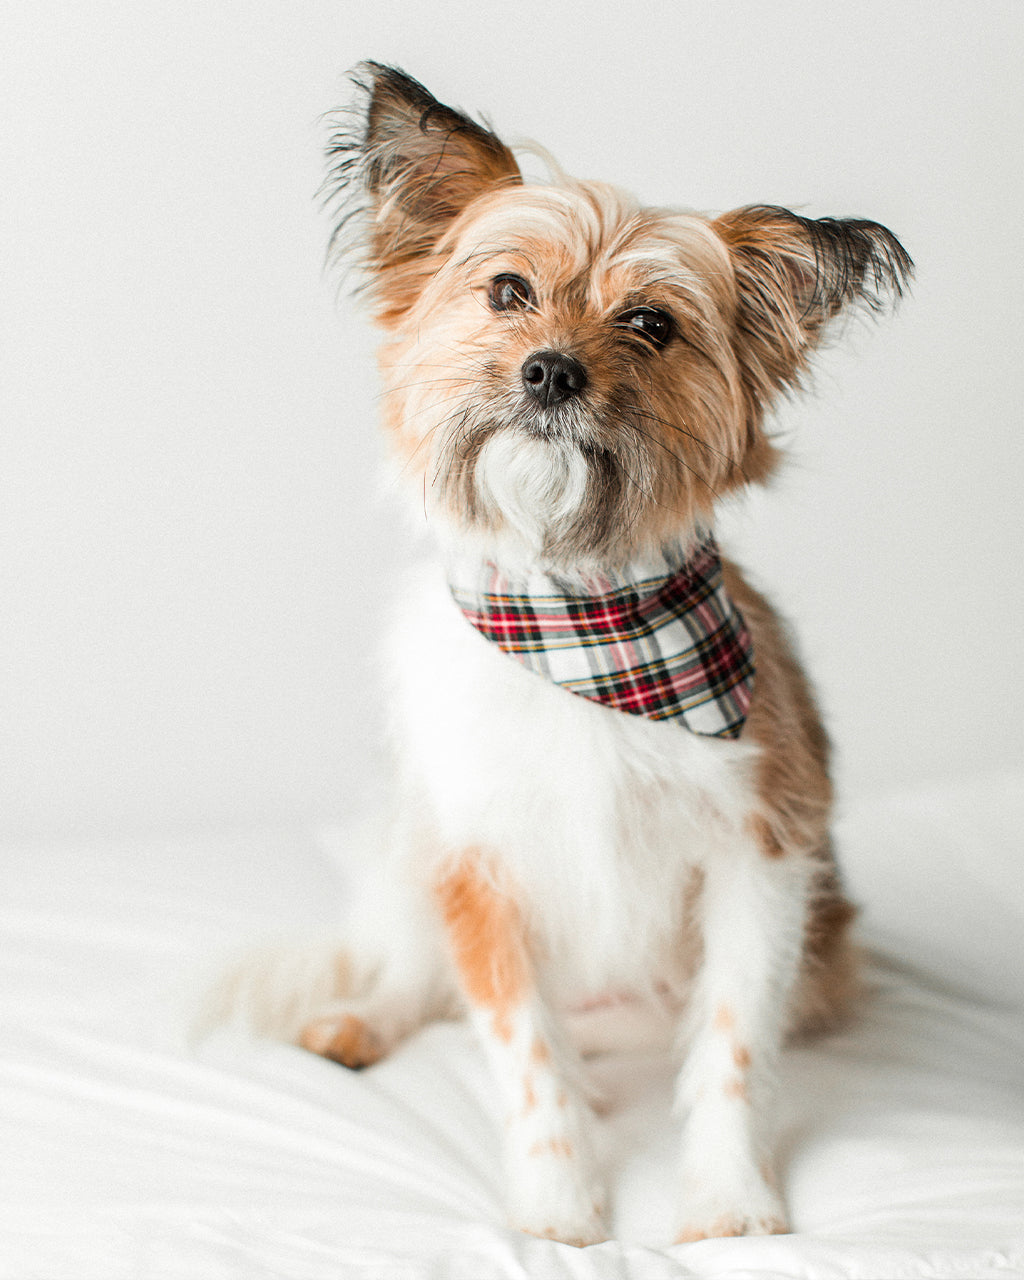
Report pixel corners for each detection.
[387,565,758,993]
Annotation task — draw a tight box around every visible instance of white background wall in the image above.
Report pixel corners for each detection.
[4,1,1022,843]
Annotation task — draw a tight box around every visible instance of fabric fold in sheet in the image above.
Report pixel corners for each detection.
[1,776,1022,1278]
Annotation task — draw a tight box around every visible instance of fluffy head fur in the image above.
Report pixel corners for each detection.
[325,62,911,570]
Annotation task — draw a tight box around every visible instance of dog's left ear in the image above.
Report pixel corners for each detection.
[713,205,913,426]
[326,63,522,323]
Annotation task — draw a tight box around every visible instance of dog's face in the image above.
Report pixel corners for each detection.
[328,64,911,569]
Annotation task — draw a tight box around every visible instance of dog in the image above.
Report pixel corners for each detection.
[217,63,912,1247]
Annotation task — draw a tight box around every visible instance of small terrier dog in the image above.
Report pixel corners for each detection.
[224,64,911,1246]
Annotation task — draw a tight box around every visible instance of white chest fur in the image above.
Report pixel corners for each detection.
[385,562,762,1003]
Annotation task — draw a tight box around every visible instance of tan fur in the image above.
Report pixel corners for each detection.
[676,1212,785,1244]
[529,1138,575,1159]
[530,1038,551,1065]
[374,184,759,566]
[299,1013,384,1068]
[723,1077,750,1102]
[713,1003,736,1032]
[433,856,530,1034]
[722,559,859,1031]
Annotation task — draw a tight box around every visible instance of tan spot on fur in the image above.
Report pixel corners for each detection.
[675,1216,745,1244]
[530,1037,551,1065]
[299,1014,384,1069]
[523,1076,537,1114]
[724,1076,750,1102]
[332,951,352,994]
[746,812,785,858]
[556,1088,568,1108]
[713,1003,735,1033]
[525,1225,603,1248]
[435,855,529,1026]
[733,1042,752,1071]
[528,1138,574,1159]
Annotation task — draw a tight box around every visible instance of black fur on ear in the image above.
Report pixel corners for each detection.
[713,205,913,419]
[322,63,521,323]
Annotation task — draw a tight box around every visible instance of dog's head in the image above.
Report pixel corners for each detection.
[326,63,911,569]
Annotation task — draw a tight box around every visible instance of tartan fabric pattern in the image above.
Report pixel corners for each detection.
[448,536,755,738]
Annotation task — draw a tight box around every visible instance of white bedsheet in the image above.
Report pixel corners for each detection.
[2,775,1022,1279]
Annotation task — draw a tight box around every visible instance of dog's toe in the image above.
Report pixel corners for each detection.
[673,1172,788,1244]
[299,1013,385,1068]
[673,1211,788,1243]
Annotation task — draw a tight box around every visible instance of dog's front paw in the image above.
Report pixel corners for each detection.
[673,1172,788,1243]
[507,1141,608,1247]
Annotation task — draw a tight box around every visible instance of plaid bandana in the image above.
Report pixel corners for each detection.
[448,536,755,738]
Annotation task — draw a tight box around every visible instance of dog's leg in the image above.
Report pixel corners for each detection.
[673,834,810,1241]
[434,854,607,1247]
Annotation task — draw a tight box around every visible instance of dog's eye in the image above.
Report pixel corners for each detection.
[488,274,535,313]
[616,307,673,348]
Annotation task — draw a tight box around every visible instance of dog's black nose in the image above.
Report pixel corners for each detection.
[521,350,588,408]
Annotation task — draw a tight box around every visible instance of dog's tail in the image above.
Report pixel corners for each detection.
[192,936,360,1045]
[190,813,454,1056]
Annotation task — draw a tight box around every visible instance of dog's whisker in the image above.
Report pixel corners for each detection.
[624,417,723,503]
[631,405,749,483]
[375,378,467,401]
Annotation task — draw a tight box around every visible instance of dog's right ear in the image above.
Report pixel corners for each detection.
[325,63,521,323]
